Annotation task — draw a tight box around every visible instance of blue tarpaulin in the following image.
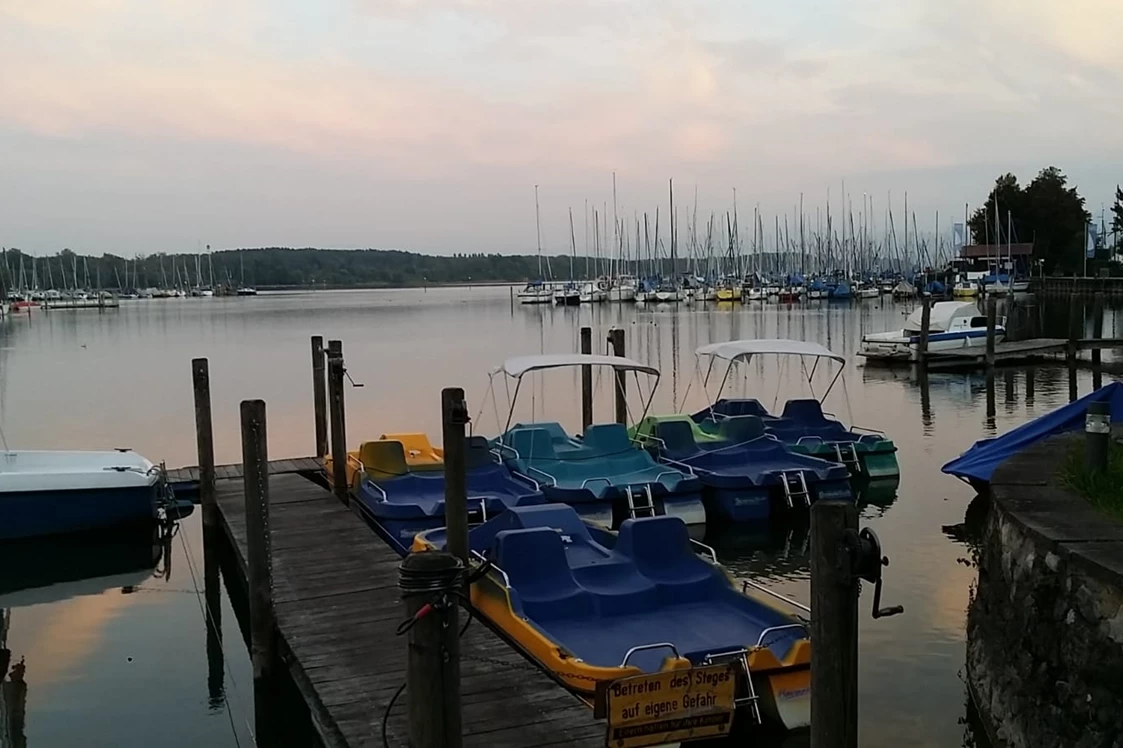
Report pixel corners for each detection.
[942,382,1123,486]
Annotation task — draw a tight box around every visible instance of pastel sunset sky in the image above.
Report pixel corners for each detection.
[2,0,1121,255]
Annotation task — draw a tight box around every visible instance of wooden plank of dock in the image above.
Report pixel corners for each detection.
[215,472,602,748]
[167,457,323,485]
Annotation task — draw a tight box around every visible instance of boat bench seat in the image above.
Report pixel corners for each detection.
[581,423,634,456]
[495,528,596,619]
[616,516,721,603]
[717,415,770,444]
[359,440,411,479]
[712,399,772,419]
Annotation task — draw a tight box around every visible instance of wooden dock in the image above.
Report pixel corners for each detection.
[925,337,1123,368]
[166,457,323,485]
[212,466,602,748]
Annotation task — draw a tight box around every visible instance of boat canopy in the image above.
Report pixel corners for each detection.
[696,339,846,365]
[904,301,978,333]
[494,354,659,379]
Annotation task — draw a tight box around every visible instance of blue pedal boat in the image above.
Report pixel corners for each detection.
[495,421,704,529]
[647,417,852,522]
[414,504,811,731]
[352,436,545,555]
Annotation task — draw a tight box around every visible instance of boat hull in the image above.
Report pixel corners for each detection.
[0,485,158,540]
[860,329,1005,363]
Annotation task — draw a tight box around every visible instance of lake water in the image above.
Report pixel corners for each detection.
[1,288,1116,747]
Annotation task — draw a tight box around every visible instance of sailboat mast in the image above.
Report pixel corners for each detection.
[534,185,543,278]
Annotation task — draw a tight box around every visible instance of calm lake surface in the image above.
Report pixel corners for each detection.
[2,287,1118,747]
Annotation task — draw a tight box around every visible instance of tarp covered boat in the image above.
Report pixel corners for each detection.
[942,382,1123,491]
[339,434,544,555]
[414,504,811,730]
[0,450,165,540]
[645,417,852,521]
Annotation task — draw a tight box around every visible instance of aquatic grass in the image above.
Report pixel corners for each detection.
[1060,441,1123,523]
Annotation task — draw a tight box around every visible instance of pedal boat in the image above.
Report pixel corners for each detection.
[325,431,444,492]
[486,353,706,528]
[330,434,544,555]
[413,504,811,731]
[641,417,852,522]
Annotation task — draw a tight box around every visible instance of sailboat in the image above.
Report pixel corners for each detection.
[236,250,258,296]
[554,208,581,306]
[519,186,555,305]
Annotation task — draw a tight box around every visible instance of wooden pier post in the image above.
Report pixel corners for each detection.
[240,399,277,744]
[442,387,469,566]
[580,327,593,431]
[985,368,997,425]
[917,295,931,367]
[810,500,859,748]
[400,552,463,748]
[985,296,997,367]
[327,340,348,505]
[608,328,627,424]
[192,358,217,529]
[311,336,328,458]
[1067,294,1081,371]
[1091,293,1104,391]
[1026,368,1035,404]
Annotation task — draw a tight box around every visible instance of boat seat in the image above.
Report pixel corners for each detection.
[780,399,832,426]
[582,423,633,457]
[464,436,494,470]
[652,420,700,459]
[718,415,769,444]
[615,517,719,602]
[512,421,575,450]
[359,440,410,479]
[572,560,660,615]
[380,432,443,469]
[494,528,595,620]
[505,428,559,462]
[715,399,771,419]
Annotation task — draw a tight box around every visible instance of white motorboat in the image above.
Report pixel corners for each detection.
[859,301,1003,363]
[609,275,637,303]
[856,285,880,299]
[578,278,609,304]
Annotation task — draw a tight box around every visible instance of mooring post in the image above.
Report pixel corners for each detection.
[1026,368,1036,404]
[609,328,627,424]
[326,340,348,505]
[985,296,997,367]
[1067,294,1081,372]
[442,387,469,567]
[240,399,276,743]
[1086,401,1110,474]
[917,295,931,366]
[192,358,217,529]
[810,500,859,748]
[1092,293,1104,391]
[311,335,328,457]
[580,327,593,431]
[400,552,463,748]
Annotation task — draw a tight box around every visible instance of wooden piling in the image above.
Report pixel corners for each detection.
[311,335,328,458]
[1092,293,1104,391]
[580,327,593,430]
[609,328,627,424]
[1026,368,1035,404]
[240,398,276,742]
[810,500,859,748]
[192,358,217,529]
[985,296,997,367]
[401,552,463,748]
[442,387,469,567]
[917,295,931,366]
[327,340,348,505]
[1067,294,1081,371]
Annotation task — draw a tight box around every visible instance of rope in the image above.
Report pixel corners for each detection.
[177,523,254,747]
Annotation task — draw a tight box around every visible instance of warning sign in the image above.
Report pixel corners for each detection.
[603,664,737,748]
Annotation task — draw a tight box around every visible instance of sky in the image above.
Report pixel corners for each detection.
[1,0,1121,256]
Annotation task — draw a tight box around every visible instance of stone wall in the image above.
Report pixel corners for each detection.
[967,435,1123,748]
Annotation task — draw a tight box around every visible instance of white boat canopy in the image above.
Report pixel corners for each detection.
[494,353,660,379]
[903,301,979,333]
[696,339,846,365]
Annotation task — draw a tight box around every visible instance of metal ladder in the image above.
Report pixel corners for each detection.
[833,442,861,471]
[625,485,657,519]
[703,649,763,724]
[780,471,811,508]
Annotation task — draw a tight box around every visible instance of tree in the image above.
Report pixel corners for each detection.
[968,173,1027,246]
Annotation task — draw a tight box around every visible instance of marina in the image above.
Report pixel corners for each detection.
[3,286,1123,747]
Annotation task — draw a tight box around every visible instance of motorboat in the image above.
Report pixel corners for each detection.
[336,434,544,554]
[640,417,852,522]
[609,275,637,303]
[487,354,705,528]
[635,339,899,482]
[579,278,610,304]
[0,450,185,540]
[856,283,880,300]
[653,282,682,303]
[236,286,258,296]
[859,301,1002,363]
[952,277,979,297]
[553,282,581,306]
[892,280,916,299]
[412,504,811,731]
[518,280,553,305]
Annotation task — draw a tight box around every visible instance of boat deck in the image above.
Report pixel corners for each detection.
[213,468,602,748]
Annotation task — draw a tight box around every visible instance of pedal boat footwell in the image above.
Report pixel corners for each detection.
[414,504,811,730]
